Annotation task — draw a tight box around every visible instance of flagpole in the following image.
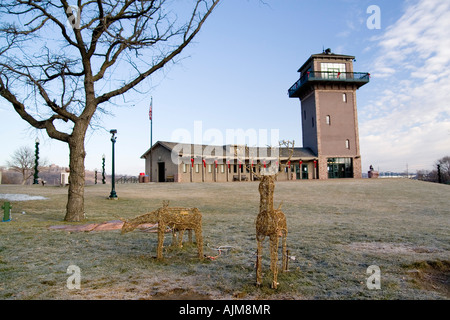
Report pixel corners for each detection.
[150,97,153,182]
[150,96,153,149]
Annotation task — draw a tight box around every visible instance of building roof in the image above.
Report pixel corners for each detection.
[141,141,317,161]
[297,51,355,73]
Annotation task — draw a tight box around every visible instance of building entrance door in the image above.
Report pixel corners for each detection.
[158,162,165,182]
[295,165,301,180]
[302,164,309,179]
[327,158,353,178]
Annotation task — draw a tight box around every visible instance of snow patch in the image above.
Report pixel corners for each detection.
[0,194,48,201]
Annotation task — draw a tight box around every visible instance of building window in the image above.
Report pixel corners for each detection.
[183,164,187,173]
[345,139,350,149]
[312,117,315,128]
[326,115,331,125]
[220,164,225,173]
[321,63,346,79]
[195,164,199,173]
[208,164,212,173]
[343,93,347,102]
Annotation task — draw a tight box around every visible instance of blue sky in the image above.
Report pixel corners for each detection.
[1,0,449,175]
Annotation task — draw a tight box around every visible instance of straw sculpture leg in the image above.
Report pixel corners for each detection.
[156,220,165,260]
[194,225,204,259]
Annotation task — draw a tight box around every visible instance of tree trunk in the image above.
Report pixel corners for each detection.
[64,126,87,222]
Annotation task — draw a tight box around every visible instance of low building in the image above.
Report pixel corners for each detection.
[140,141,318,182]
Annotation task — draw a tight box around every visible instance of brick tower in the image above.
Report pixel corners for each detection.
[288,49,370,179]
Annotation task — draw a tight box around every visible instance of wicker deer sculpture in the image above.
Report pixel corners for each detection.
[121,201,203,260]
[244,141,294,289]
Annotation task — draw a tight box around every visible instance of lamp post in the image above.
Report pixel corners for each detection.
[102,154,106,184]
[108,129,118,199]
[33,138,40,184]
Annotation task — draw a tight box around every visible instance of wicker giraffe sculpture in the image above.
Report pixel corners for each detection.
[246,140,294,289]
[121,201,203,260]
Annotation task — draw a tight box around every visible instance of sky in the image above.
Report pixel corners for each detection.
[0,0,449,176]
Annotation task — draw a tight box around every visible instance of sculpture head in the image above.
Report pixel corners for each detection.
[121,210,160,234]
[121,220,135,234]
[259,175,275,194]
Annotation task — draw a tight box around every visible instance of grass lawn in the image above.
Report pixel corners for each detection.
[0,178,448,300]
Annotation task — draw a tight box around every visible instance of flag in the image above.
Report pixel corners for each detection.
[149,98,153,121]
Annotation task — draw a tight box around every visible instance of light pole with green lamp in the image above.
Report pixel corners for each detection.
[108,129,118,199]
[33,137,40,184]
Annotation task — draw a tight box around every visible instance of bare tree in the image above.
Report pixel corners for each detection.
[0,0,220,221]
[6,146,49,184]
[6,146,35,184]
[436,156,450,184]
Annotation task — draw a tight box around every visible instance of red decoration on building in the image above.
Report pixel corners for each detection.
[191,158,194,167]
[202,159,206,168]
[263,161,266,168]
[227,160,230,169]
[314,160,317,168]
[214,160,218,168]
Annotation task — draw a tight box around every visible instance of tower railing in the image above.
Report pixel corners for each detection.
[288,71,370,96]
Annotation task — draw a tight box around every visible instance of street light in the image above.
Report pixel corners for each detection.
[108,129,118,199]
[33,137,40,184]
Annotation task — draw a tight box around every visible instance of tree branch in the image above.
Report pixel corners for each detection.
[0,77,70,142]
[96,0,220,104]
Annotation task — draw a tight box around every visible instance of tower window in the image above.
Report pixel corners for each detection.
[321,63,346,79]
[343,93,347,102]
[326,115,331,125]
[345,139,350,149]
[312,117,315,128]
